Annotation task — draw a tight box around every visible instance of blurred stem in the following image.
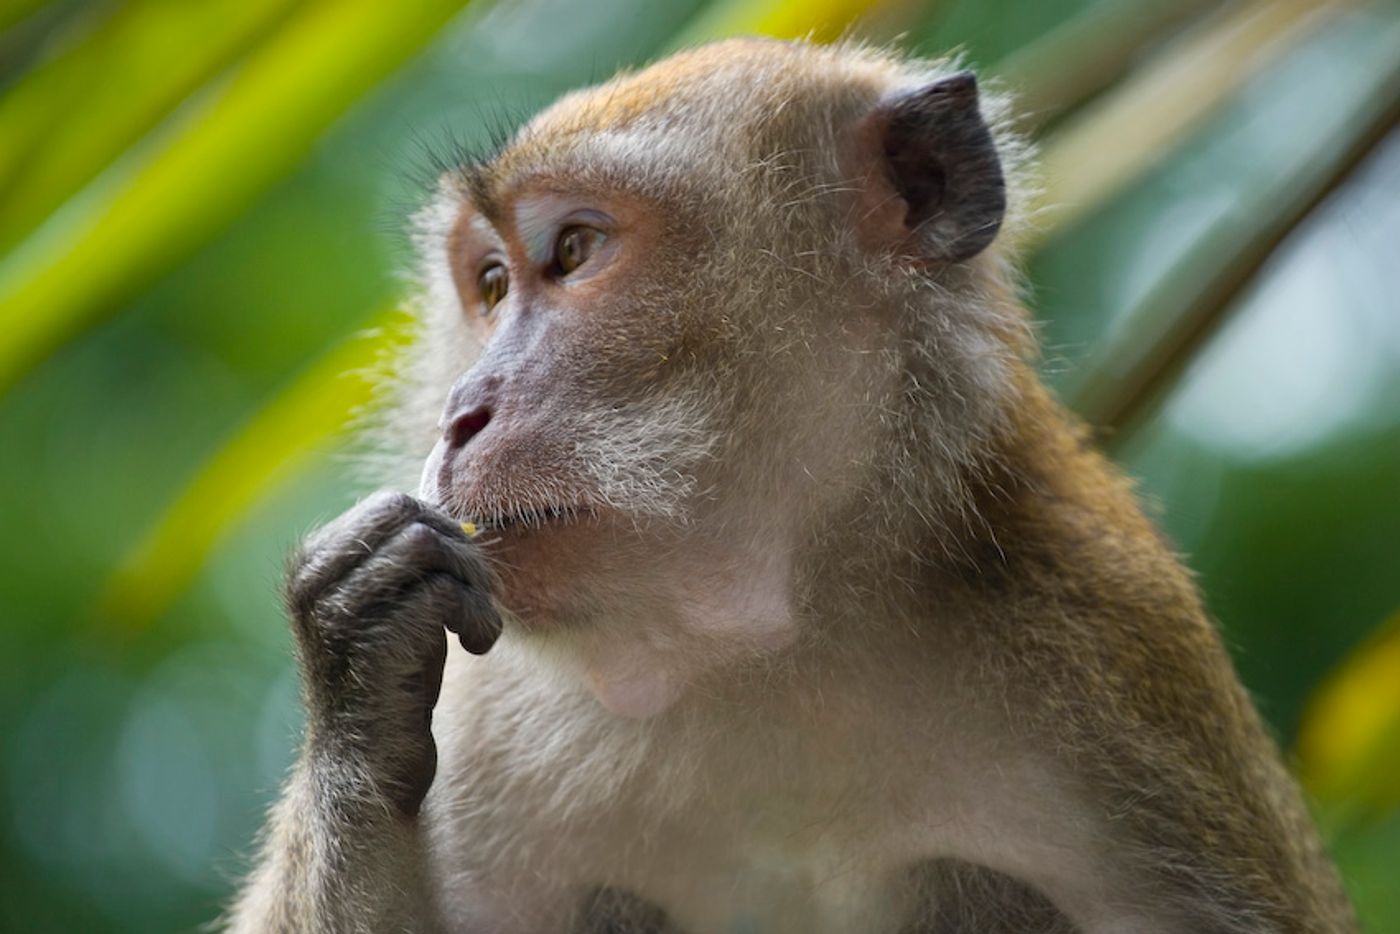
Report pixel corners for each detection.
[1029,0,1341,249]
[996,0,1224,128]
[1091,118,1400,441]
[1072,28,1400,439]
[0,0,471,396]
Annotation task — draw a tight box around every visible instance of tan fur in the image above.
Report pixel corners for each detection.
[227,39,1354,933]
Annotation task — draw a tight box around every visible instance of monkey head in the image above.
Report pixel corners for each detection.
[405,39,1026,716]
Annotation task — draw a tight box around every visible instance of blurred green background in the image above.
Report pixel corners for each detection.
[2,0,1398,930]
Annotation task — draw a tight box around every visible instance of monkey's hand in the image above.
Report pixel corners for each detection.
[286,491,502,817]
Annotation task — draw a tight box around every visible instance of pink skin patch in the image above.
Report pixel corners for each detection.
[582,540,798,719]
[586,646,679,720]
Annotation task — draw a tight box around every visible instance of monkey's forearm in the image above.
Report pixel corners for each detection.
[226,493,499,932]
[225,754,442,934]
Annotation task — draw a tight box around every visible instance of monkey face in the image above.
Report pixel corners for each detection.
[417,181,885,641]
[415,181,725,624]
[405,39,1017,714]
[412,166,826,719]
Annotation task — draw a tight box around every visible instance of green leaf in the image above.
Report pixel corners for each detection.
[1048,2,1400,433]
[0,0,49,36]
[0,0,301,251]
[97,312,408,630]
[0,0,472,395]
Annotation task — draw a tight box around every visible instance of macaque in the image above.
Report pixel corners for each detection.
[226,39,1355,934]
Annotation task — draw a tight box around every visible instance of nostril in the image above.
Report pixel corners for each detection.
[447,405,492,448]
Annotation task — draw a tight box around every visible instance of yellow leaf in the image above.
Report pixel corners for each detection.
[0,0,300,251]
[667,0,888,49]
[97,313,408,631]
[1297,611,1400,817]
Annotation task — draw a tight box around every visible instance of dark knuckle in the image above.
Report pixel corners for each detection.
[398,521,443,557]
[362,489,401,508]
[364,489,419,518]
[421,501,458,526]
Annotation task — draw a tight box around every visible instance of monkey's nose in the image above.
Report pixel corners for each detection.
[445,405,492,449]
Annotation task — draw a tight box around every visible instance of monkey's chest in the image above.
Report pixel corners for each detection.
[427,654,1081,933]
[615,826,912,934]
[426,753,931,933]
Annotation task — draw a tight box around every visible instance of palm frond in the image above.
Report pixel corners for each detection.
[0,0,472,394]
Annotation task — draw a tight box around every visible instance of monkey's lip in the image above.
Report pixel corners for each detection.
[467,504,593,533]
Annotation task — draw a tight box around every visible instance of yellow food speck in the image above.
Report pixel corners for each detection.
[461,521,478,537]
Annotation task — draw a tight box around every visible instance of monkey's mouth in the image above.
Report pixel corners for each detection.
[471,504,589,533]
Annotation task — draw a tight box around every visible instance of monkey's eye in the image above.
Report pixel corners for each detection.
[554,225,605,275]
[477,263,508,313]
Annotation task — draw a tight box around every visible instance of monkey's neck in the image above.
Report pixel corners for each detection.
[796,367,1130,646]
[559,373,1137,721]
[579,537,801,718]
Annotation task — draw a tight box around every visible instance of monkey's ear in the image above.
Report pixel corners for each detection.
[866,72,1006,263]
